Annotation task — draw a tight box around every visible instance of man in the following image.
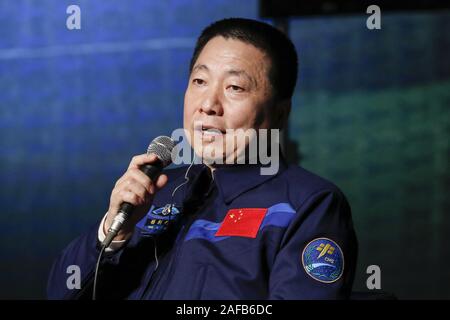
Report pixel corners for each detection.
[47,18,358,299]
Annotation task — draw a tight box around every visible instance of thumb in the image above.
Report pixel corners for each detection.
[155,174,168,191]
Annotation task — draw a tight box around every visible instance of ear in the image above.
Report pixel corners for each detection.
[273,99,291,129]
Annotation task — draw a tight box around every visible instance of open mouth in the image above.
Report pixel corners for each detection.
[195,123,225,136]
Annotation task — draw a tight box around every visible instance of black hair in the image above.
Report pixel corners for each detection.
[189,17,298,102]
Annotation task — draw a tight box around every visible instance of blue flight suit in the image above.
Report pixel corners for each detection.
[47,159,358,299]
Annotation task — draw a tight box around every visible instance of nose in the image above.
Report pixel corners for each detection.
[199,85,223,116]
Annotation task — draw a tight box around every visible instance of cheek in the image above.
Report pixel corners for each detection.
[224,103,260,130]
[183,90,195,125]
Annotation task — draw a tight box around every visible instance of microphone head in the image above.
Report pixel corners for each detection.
[147,136,175,167]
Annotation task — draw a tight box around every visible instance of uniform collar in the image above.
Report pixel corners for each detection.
[187,158,287,205]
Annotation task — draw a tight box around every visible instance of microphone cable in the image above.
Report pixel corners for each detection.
[92,243,107,300]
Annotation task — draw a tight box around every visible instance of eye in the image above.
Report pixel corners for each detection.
[228,85,244,92]
[192,78,206,86]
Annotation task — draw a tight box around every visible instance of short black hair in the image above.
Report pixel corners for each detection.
[189,18,298,102]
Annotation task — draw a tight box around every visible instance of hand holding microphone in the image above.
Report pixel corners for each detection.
[93,136,175,300]
[103,136,175,247]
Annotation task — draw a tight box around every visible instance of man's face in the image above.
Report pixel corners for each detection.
[183,36,274,164]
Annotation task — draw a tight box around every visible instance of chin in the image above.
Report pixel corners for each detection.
[196,145,225,165]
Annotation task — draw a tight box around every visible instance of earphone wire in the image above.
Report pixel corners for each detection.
[151,153,196,274]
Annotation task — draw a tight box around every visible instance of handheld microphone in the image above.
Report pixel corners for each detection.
[102,136,175,248]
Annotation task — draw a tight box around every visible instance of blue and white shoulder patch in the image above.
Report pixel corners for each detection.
[301,237,344,283]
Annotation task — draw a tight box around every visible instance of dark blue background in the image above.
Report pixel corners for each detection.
[0,1,449,298]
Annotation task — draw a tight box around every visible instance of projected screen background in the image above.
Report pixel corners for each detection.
[0,0,449,298]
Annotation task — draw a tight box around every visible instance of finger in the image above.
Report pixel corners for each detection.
[128,153,159,170]
[115,168,136,187]
[155,174,168,191]
[115,174,126,187]
[119,190,146,206]
[110,186,141,212]
[121,169,154,193]
[122,182,151,202]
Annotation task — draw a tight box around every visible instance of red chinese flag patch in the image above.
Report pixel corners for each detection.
[215,208,267,238]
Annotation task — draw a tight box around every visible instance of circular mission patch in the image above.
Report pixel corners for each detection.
[301,237,344,283]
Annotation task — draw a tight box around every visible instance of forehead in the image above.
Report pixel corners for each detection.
[193,36,270,80]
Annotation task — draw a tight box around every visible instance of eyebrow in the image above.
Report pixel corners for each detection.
[192,64,256,87]
[192,64,209,73]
